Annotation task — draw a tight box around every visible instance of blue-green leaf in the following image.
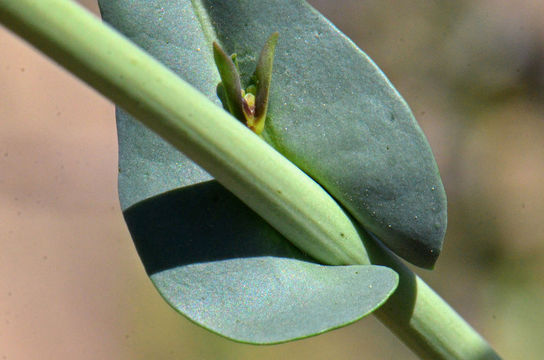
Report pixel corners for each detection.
[98,0,461,342]
[122,180,398,343]
[204,1,447,268]
[99,0,446,268]
[152,258,396,344]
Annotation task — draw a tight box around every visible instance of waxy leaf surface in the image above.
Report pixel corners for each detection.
[99,0,401,343]
[124,181,397,344]
[101,0,447,268]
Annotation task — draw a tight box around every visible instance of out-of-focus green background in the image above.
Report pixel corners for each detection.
[1,1,542,359]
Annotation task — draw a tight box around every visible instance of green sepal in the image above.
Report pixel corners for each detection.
[212,42,245,123]
[216,82,229,112]
[214,33,278,135]
[252,32,278,134]
[231,53,240,73]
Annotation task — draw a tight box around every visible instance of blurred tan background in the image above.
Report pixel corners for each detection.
[1,0,543,359]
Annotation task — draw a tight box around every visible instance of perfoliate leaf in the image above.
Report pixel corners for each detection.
[97,0,446,342]
[122,180,398,343]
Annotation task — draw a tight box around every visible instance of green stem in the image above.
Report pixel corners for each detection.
[0,0,500,359]
[0,0,368,267]
[362,232,501,360]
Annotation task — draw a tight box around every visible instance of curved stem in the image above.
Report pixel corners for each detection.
[0,0,368,267]
[0,0,501,358]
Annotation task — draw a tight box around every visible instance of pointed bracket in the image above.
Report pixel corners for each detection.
[213,32,279,135]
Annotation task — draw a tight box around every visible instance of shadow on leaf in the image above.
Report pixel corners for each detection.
[124,180,312,275]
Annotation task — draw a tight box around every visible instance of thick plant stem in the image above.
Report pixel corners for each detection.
[0,0,368,268]
[362,233,501,360]
[0,0,500,359]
